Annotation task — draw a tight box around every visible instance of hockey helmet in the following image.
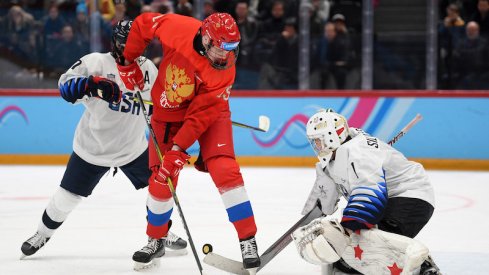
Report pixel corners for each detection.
[306,109,350,167]
[111,20,132,65]
[201,13,240,70]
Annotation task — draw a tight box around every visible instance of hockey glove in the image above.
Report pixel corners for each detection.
[86,76,122,104]
[117,62,144,91]
[155,150,191,184]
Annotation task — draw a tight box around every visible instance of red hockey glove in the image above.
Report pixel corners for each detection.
[86,76,122,104]
[117,62,144,91]
[155,150,191,184]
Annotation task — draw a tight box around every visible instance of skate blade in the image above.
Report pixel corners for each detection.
[20,253,28,260]
[133,257,161,271]
[246,267,258,275]
[164,249,188,257]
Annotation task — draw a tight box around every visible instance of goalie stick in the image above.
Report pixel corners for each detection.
[202,113,423,274]
[127,95,270,132]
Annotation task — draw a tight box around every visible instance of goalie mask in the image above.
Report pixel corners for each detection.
[200,13,240,70]
[306,109,349,167]
[111,20,132,65]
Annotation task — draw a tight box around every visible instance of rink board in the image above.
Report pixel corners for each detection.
[1,90,488,165]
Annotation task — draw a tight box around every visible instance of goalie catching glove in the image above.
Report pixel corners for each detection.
[292,217,349,265]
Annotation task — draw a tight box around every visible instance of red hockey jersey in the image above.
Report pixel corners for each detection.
[123,13,235,150]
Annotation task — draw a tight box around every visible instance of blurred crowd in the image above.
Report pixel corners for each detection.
[0,0,361,89]
[438,0,489,89]
[2,0,486,90]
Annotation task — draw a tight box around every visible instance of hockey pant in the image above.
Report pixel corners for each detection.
[146,117,257,240]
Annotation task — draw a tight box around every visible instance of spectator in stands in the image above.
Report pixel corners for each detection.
[152,0,174,14]
[329,14,351,89]
[311,0,331,23]
[235,0,258,67]
[439,3,466,88]
[259,17,299,89]
[87,0,115,22]
[141,4,154,13]
[471,0,489,38]
[315,22,350,89]
[1,5,37,65]
[331,13,348,36]
[204,0,215,18]
[111,2,129,27]
[126,0,143,20]
[234,0,260,89]
[443,3,466,28]
[43,4,64,40]
[453,21,489,89]
[175,0,192,17]
[256,0,298,20]
[310,0,329,40]
[256,0,286,63]
[72,2,90,53]
[213,0,238,15]
[49,25,83,75]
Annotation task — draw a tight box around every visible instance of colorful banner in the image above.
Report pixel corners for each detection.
[1,95,488,159]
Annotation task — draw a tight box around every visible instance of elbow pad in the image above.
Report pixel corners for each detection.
[341,180,388,231]
[59,77,88,103]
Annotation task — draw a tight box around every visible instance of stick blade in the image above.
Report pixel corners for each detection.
[258,116,270,132]
[203,252,250,275]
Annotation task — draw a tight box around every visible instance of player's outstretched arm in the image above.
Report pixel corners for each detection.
[59,75,122,104]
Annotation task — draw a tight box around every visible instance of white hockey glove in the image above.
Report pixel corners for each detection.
[291,217,349,265]
[302,163,340,216]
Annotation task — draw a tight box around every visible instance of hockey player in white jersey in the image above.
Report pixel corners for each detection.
[20,20,187,263]
[292,108,441,274]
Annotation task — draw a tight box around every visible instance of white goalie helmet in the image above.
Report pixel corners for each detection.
[306,108,350,167]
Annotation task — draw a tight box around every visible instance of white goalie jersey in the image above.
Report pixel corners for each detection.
[58,53,157,167]
[303,128,435,215]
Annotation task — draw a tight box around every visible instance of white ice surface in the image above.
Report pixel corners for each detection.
[1,166,489,275]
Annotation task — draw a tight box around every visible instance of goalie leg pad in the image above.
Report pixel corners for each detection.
[341,228,430,275]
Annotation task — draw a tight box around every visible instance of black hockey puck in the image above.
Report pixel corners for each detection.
[202,243,213,255]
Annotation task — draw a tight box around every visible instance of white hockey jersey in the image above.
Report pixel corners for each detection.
[58,53,157,167]
[303,128,434,215]
[330,128,434,205]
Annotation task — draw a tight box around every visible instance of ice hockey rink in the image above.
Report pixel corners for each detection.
[1,165,488,275]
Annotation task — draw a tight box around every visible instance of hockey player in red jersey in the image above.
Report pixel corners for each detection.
[121,13,260,270]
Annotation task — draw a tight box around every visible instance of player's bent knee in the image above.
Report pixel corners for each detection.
[206,156,244,190]
[148,177,173,199]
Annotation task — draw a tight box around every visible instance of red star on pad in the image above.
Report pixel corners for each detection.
[387,262,403,275]
[354,245,363,260]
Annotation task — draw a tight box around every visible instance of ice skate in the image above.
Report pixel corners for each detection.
[420,256,442,275]
[132,238,165,271]
[20,232,50,259]
[239,236,260,273]
[162,231,188,256]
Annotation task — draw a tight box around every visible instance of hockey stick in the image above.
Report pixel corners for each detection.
[202,113,424,274]
[129,96,270,132]
[203,205,324,275]
[387,114,423,146]
[135,91,204,275]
